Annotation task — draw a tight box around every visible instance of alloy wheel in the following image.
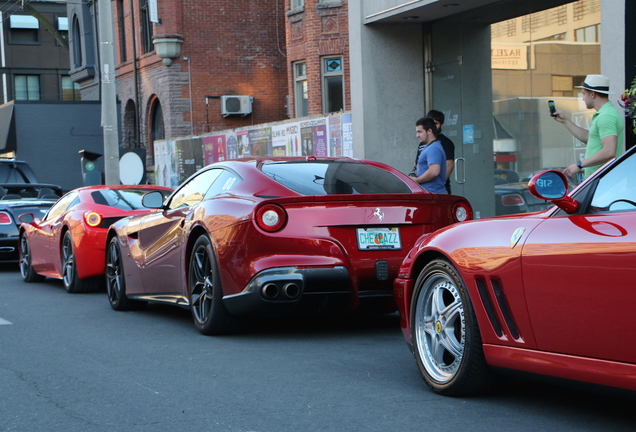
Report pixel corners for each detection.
[414,270,465,384]
[190,245,214,324]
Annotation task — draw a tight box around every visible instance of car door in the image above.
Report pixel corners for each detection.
[30,192,79,272]
[139,169,223,294]
[522,152,636,363]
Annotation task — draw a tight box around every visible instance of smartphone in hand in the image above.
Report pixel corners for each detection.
[548,100,556,117]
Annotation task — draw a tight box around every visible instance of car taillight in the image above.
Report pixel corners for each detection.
[501,194,525,206]
[84,211,102,227]
[0,211,11,225]
[255,204,287,232]
[452,201,473,223]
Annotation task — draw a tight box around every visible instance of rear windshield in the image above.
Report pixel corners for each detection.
[91,188,171,210]
[261,161,412,195]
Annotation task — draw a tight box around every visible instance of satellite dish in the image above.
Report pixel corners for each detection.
[119,151,144,185]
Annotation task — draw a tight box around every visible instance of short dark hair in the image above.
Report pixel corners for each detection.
[426,109,445,125]
[415,117,438,136]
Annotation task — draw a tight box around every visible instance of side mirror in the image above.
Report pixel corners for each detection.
[141,191,165,209]
[18,213,35,224]
[528,170,578,214]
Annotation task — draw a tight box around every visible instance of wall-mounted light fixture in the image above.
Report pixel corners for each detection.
[153,34,183,66]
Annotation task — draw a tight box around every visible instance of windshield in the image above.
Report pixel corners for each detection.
[91,188,171,211]
[261,161,412,195]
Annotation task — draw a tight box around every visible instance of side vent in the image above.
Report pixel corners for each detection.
[475,278,503,337]
[490,279,520,340]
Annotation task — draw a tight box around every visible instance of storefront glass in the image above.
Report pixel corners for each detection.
[491,0,600,215]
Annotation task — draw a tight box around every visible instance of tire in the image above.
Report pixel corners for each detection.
[411,259,492,396]
[189,235,245,335]
[62,231,99,293]
[19,233,45,283]
[105,237,145,311]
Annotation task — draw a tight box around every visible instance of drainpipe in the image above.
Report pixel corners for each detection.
[0,12,7,104]
[129,0,140,147]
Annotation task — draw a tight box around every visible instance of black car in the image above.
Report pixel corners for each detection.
[494,168,580,216]
[494,181,553,215]
[0,159,62,263]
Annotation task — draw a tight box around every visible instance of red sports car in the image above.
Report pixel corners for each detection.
[393,145,636,396]
[19,185,172,292]
[105,157,472,335]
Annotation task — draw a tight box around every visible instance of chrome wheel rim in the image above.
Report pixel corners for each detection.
[19,235,30,278]
[62,235,74,287]
[190,245,213,324]
[106,242,122,304]
[414,270,465,383]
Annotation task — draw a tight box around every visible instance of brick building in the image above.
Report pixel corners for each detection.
[69,0,289,167]
[285,0,350,118]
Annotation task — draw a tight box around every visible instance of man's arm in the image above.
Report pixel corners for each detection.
[445,159,455,181]
[553,110,589,144]
[564,135,617,177]
[410,164,441,184]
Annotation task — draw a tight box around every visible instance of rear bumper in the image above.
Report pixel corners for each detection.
[223,266,387,315]
[0,236,19,263]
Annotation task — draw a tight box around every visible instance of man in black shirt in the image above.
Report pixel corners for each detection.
[411,110,456,194]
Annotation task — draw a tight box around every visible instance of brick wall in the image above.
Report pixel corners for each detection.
[113,0,289,164]
[285,0,350,117]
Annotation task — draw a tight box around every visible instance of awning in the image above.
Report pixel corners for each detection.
[0,102,16,153]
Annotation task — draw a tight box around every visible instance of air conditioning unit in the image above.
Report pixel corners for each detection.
[221,95,252,116]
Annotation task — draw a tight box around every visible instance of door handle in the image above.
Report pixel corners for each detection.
[454,158,466,184]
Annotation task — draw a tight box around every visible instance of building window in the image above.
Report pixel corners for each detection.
[140,0,154,54]
[14,75,40,100]
[61,76,81,100]
[117,0,127,62]
[151,99,165,142]
[9,15,39,44]
[57,17,68,44]
[291,0,304,9]
[322,56,344,113]
[575,24,599,42]
[72,17,82,68]
[294,62,308,118]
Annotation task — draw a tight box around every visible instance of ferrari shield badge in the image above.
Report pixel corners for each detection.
[509,227,525,249]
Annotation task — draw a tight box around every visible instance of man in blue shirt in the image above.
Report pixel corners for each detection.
[409,117,447,194]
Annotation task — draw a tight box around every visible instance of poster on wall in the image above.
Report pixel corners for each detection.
[238,130,250,157]
[313,121,328,157]
[203,135,227,165]
[249,127,272,157]
[226,133,239,160]
[176,138,203,183]
[285,123,301,156]
[328,115,342,157]
[342,113,353,157]
[300,118,327,157]
[154,140,179,189]
[271,124,288,156]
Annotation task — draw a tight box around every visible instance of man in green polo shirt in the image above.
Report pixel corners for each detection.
[553,74,624,179]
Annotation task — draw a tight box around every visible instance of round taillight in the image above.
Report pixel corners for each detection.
[85,211,102,227]
[255,204,286,232]
[453,201,473,222]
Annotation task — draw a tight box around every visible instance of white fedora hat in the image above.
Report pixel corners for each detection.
[575,74,611,94]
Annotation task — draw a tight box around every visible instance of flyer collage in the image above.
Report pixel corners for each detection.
[154,112,353,189]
